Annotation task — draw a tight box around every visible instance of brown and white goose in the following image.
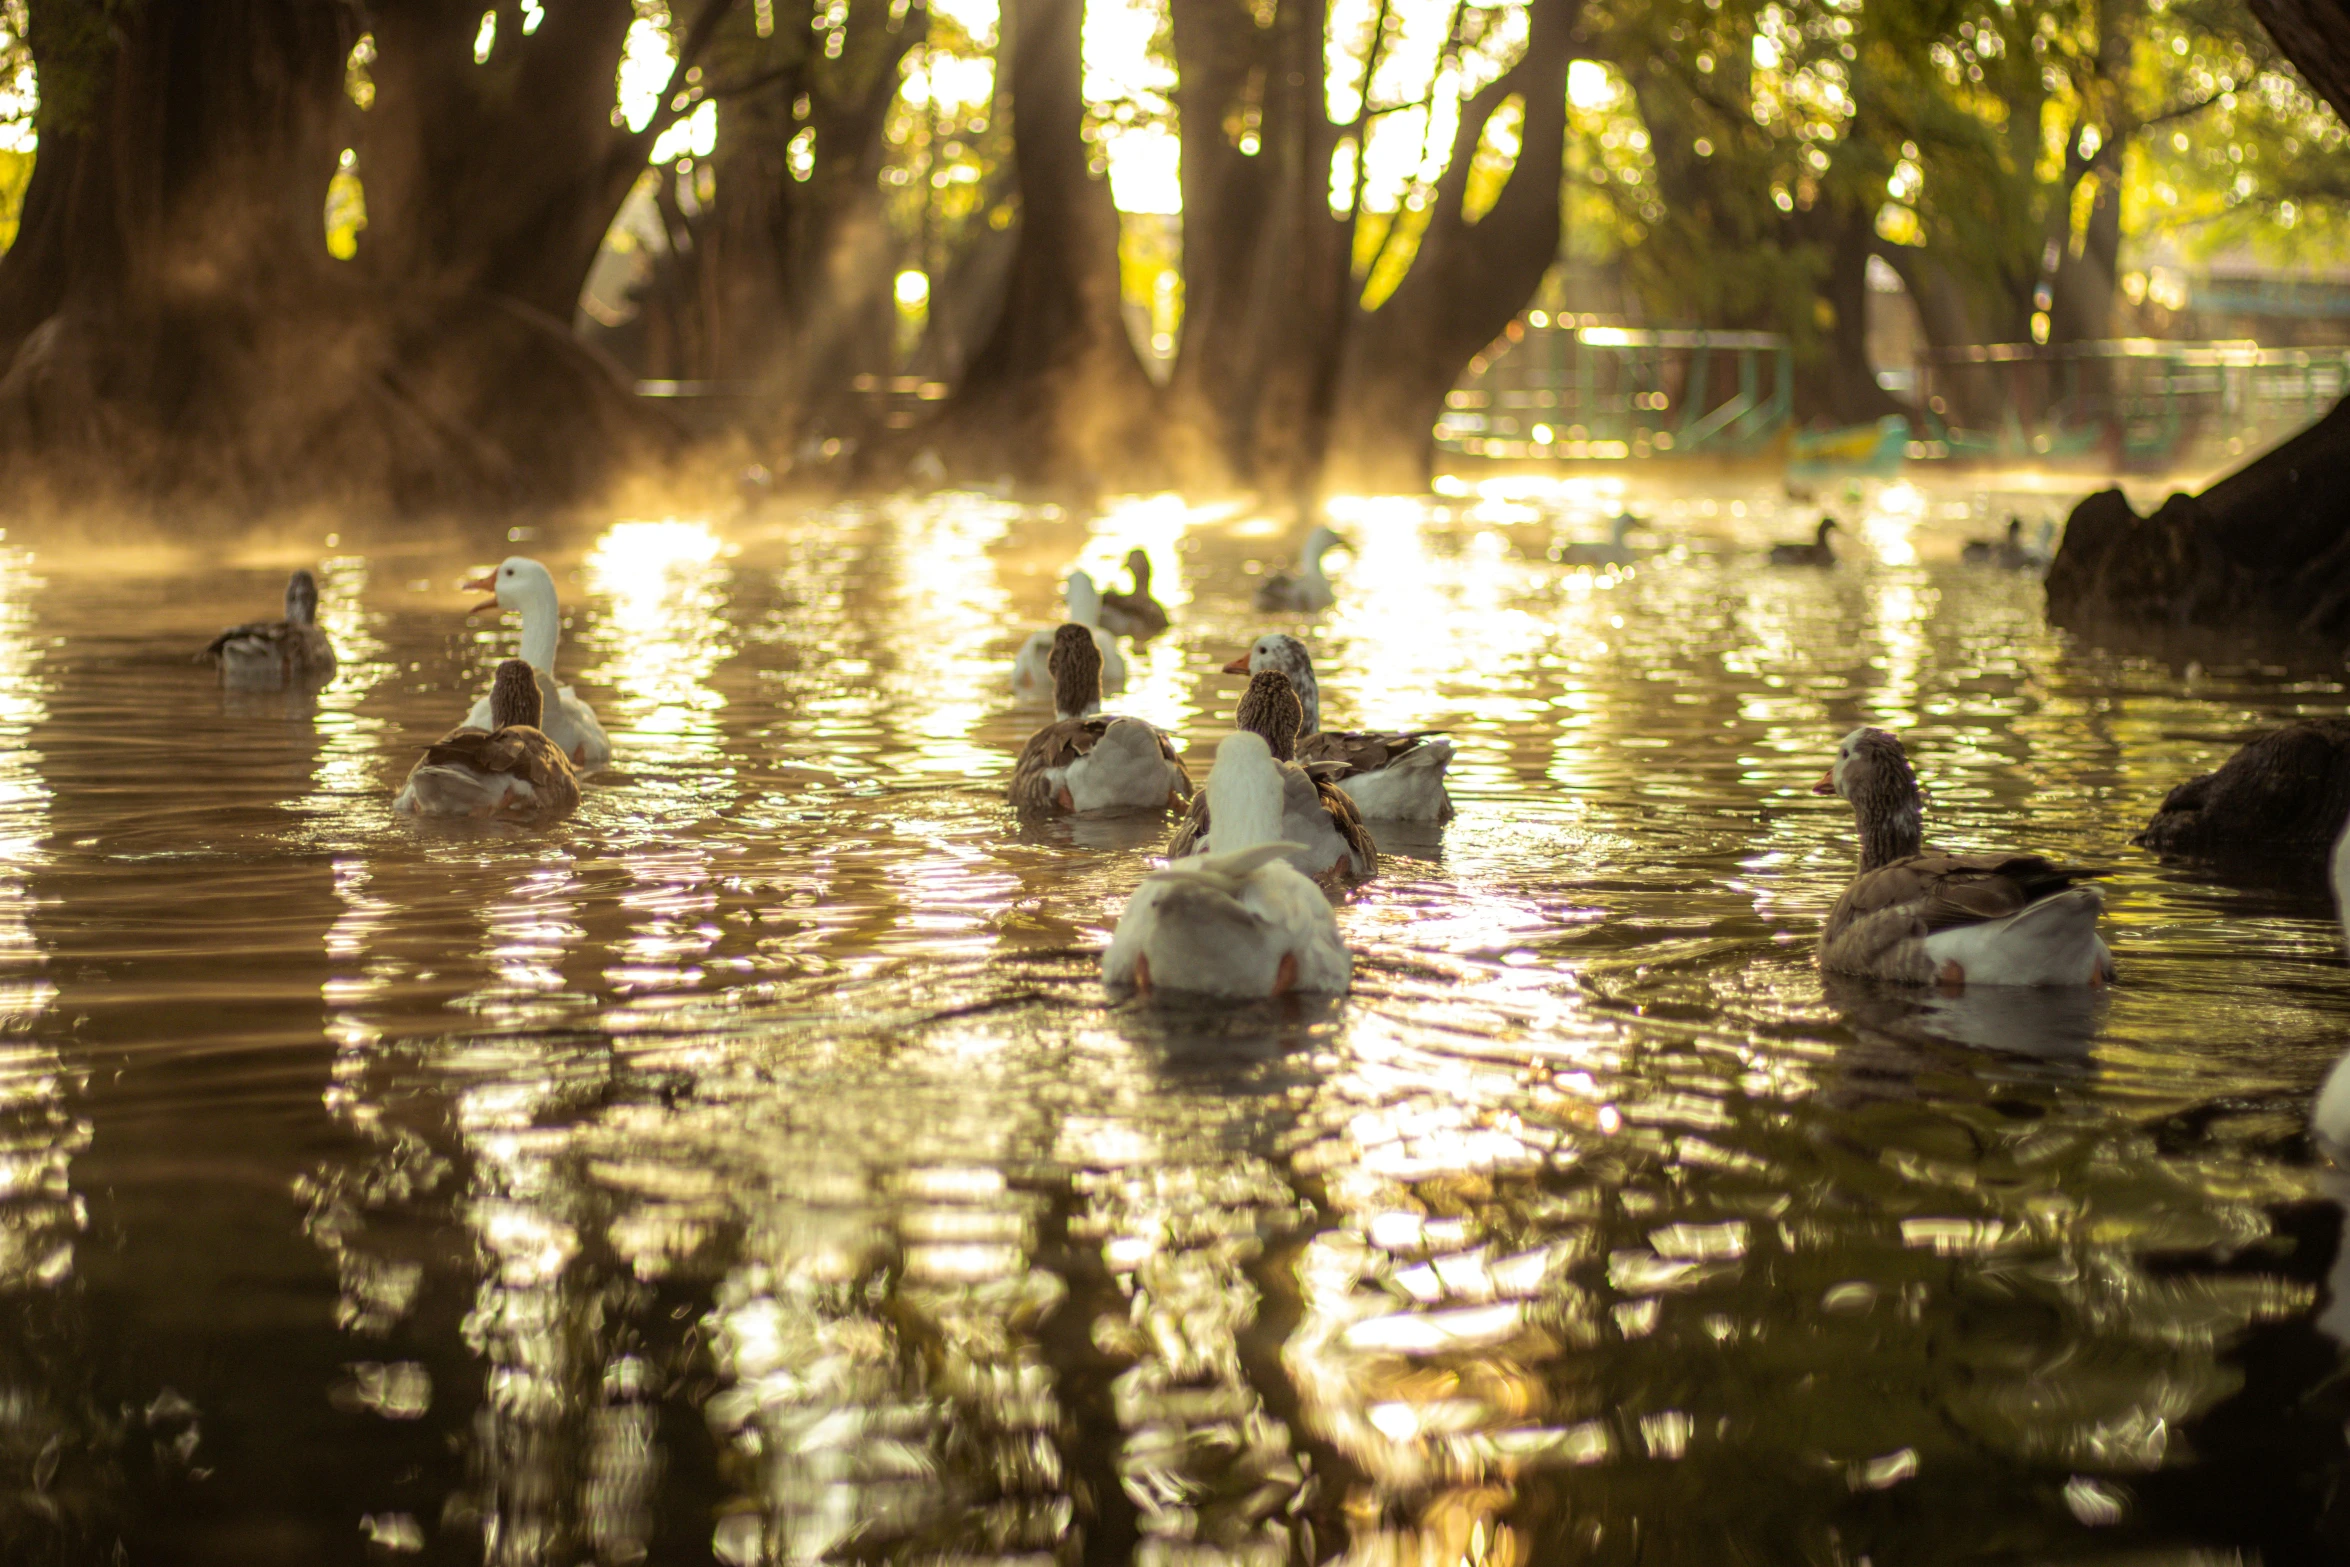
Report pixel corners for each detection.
[1814,726,2114,988]
[1008,624,1192,814]
[1225,634,1453,821]
[395,659,582,826]
[1097,548,1170,639]
[205,569,337,684]
[1256,526,1348,613]
[1168,669,1378,879]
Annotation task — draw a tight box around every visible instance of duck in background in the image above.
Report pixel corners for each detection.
[1223,633,1453,821]
[1170,668,1379,879]
[1007,625,1192,814]
[1256,525,1349,612]
[1553,514,1641,568]
[205,569,337,685]
[1012,569,1129,699]
[1962,516,2053,570]
[1097,548,1170,638]
[1102,730,1352,1000]
[1812,726,2115,987]
[395,659,582,826]
[1769,517,1840,567]
[460,557,612,772]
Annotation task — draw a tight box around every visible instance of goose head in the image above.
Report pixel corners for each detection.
[1123,548,1153,593]
[1064,569,1104,627]
[1813,725,1922,870]
[1234,669,1306,762]
[488,658,544,732]
[2004,517,2023,544]
[1816,517,1840,546]
[1204,730,1286,850]
[1047,621,1103,720]
[284,569,320,626]
[1611,514,1637,546]
[1302,525,1350,565]
[462,557,564,670]
[1222,634,1320,734]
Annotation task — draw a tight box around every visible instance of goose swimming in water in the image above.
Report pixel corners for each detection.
[1255,526,1349,613]
[1225,634,1454,821]
[1012,570,1129,699]
[1814,726,2115,988]
[459,557,612,773]
[205,569,336,685]
[1169,668,1379,879]
[1007,624,1192,814]
[395,659,582,826]
[1770,517,1840,567]
[1554,514,1641,567]
[1102,730,1352,1000]
[1096,548,1170,639]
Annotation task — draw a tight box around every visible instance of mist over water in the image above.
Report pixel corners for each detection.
[1,475,2347,1563]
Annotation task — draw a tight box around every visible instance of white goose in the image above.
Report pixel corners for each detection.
[1816,727,2115,987]
[1012,570,1128,700]
[2314,822,2350,1160]
[1255,526,1348,613]
[460,557,612,773]
[1103,730,1352,1000]
[1227,634,1454,821]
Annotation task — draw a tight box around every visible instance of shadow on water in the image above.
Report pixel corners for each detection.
[3,481,2350,1560]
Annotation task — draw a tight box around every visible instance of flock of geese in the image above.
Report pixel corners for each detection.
[198,518,2350,1030]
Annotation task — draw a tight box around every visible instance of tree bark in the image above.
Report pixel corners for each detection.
[2246,0,2350,125]
[1319,0,1576,492]
[932,0,1160,486]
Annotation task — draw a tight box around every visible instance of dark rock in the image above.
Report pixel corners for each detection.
[2136,717,2350,863]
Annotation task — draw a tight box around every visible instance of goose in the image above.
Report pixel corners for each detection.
[1769,517,1839,567]
[1097,548,1170,639]
[1814,726,2115,987]
[1962,517,2028,568]
[1011,570,1128,699]
[1255,525,1349,613]
[1169,668,1378,879]
[1224,634,1454,821]
[459,557,612,773]
[1008,624,1192,814]
[395,659,582,826]
[2135,717,2350,864]
[205,569,337,684]
[1102,730,1352,1000]
[1554,514,1640,567]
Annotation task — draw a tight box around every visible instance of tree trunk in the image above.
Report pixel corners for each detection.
[1320,0,1576,492]
[0,0,680,513]
[932,0,1160,486]
[1796,204,1910,427]
[2246,0,2350,124]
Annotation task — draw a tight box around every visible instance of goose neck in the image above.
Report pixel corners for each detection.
[1208,763,1285,850]
[1856,801,1922,871]
[515,582,561,672]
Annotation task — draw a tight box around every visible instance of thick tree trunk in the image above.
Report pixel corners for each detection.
[1795,205,1911,427]
[932,0,1160,486]
[1320,0,1575,492]
[0,0,678,513]
[2247,0,2350,124]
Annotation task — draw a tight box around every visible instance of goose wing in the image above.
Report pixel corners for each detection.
[1009,717,1108,810]
[1311,773,1380,876]
[1166,789,1210,858]
[1298,729,1444,776]
[203,617,288,661]
[1831,852,2098,938]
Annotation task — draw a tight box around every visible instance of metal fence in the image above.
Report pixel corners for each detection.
[1434,322,1793,461]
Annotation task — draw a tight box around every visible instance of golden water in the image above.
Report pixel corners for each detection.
[2,476,2346,1563]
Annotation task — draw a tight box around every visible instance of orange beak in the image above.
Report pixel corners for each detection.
[1221,653,1251,674]
[460,570,499,613]
[1811,768,1836,796]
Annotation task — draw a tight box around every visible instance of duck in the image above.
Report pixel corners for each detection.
[1255,525,1349,613]
[394,659,582,826]
[1102,730,1352,1000]
[204,569,337,684]
[1814,726,2115,987]
[1169,668,1379,879]
[1961,516,2050,569]
[1224,634,1454,821]
[459,557,612,773]
[1008,624,1192,814]
[2134,717,2350,864]
[1096,548,1170,639]
[1011,570,1128,699]
[1554,514,1640,567]
[1769,517,1839,567]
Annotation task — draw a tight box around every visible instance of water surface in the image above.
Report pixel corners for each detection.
[2,476,2346,1564]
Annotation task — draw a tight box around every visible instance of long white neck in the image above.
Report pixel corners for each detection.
[1065,573,1102,628]
[1208,756,1285,850]
[516,578,561,673]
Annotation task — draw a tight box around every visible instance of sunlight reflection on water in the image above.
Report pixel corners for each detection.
[0,475,2347,1560]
